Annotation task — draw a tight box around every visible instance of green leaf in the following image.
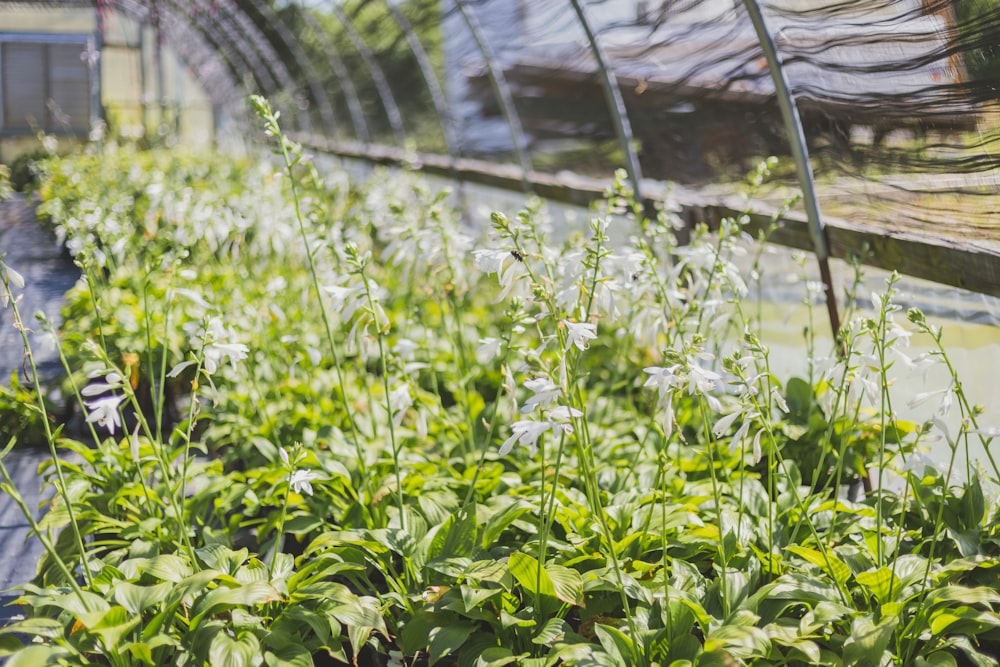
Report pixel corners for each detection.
[915,653,958,667]
[481,499,533,549]
[842,614,898,667]
[426,508,478,563]
[428,624,475,666]
[0,618,65,639]
[532,618,570,646]
[785,545,851,586]
[209,630,262,667]
[113,580,173,615]
[546,563,584,607]
[594,623,635,665]
[189,582,280,627]
[473,647,519,667]
[263,642,313,667]
[264,643,314,667]
[508,552,555,599]
[855,567,896,603]
[5,644,70,667]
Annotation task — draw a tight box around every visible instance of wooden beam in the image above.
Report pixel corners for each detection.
[296,134,1000,300]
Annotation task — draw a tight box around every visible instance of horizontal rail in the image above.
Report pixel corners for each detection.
[296,134,1000,300]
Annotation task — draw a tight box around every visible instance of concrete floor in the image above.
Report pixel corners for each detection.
[0,195,78,628]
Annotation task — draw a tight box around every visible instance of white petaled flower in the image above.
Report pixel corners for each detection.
[389,384,413,427]
[644,365,682,401]
[712,411,741,438]
[201,317,249,375]
[520,377,560,414]
[477,337,504,364]
[289,469,320,496]
[563,321,597,351]
[129,425,141,463]
[85,393,127,434]
[279,447,290,467]
[1,264,25,308]
[499,406,581,457]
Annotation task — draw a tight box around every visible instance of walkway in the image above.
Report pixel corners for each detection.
[0,194,78,628]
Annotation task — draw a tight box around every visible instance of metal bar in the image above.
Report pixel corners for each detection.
[741,0,841,341]
[452,0,533,190]
[567,0,644,204]
[244,0,338,136]
[329,1,406,146]
[295,2,370,144]
[384,0,461,159]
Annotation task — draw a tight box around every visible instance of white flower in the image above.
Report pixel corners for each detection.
[520,377,560,414]
[643,365,681,400]
[1,264,24,308]
[477,337,504,364]
[563,321,597,351]
[129,425,141,463]
[499,406,580,457]
[687,365,722,396]
[907,383,955,416]
[85,393,127,434]
[279,447,290,466]
[389,384,412,426]
[289,469,320,496]
[200,317,249,375]
[712,411,741,438]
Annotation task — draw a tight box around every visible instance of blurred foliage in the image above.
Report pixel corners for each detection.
[954,0,1000,84]
[257,0,446,151]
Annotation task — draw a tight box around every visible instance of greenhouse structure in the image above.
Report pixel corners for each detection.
[1,0,1000,665]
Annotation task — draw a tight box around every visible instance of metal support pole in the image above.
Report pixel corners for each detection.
[453,0,533,190]
[330,2,407,147]
[385,0,461,159]
[296,3,370,144]
[567,0,644,205]
[742,0,841,343]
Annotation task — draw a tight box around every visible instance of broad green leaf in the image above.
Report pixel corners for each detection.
[113,580,173,615]
[706,624,771,659]
[594,623,635,665]
[428,624,475,666]
[426,509,478,562]
[209,629,262,667]
[263,642,313,667]
[5,645,70,667]
[546,563,584,607]
[855,567,896,602]
[915,653,958,667]
[190,582,280,627]
[532,618,570,646]
[464,559,510,585]
[481,499,533,549]
[925,585,1000,608]
[142,554,194,582]
[786,545,851,586]
[508,552,556,599]
[929,607,1000,636]
[474,647,519,667]
[842,614,898,667]
[0,618,64,638]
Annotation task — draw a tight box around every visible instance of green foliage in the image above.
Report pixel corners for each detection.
[1,103,998,666]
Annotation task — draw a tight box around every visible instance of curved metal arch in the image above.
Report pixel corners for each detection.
[327,1,407,147]
[294,2,371,144]
[452,0,533,189]
[567,0,645,204]
[241,0,338,136]
[213,0,299,98]
[163,0,277,95]
[383,0,461,158]
[111,0,245,108]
